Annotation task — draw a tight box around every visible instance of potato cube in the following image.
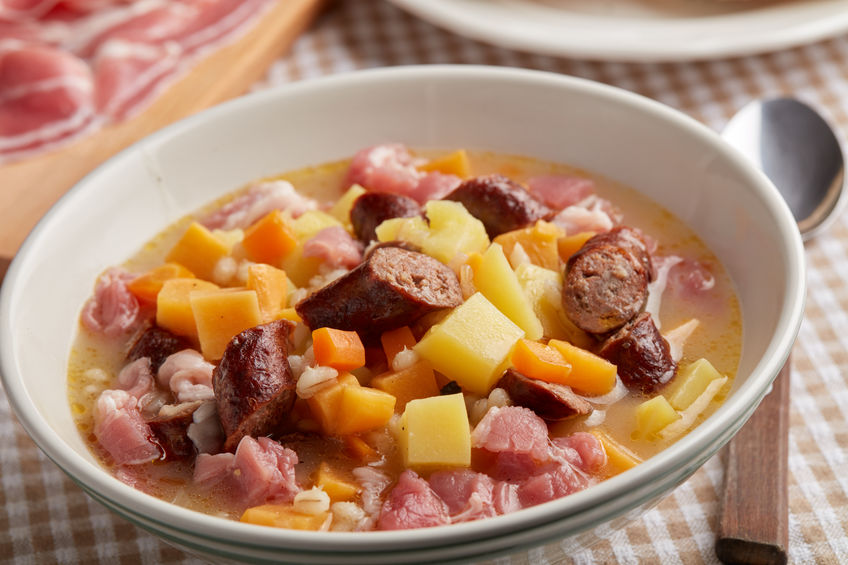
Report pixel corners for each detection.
[329,184,367,228]
[414,292,524,395]
[548,339,617,396]
[291,210,342,241]
[421,200,489,265]
[334,386,396,436]
[515,263,594,348]
[190,288,263,360]
[665,358,725,411]
[400,393,470,469]
[315,462,359,502]
[474,242,543,340]
[156,278,219,338]
[241,210,298,265]
[493,220,564,271]
[416,149,471,178]
[280,246,324,287]
[165,222,231,281]
[246,264,287,322]
[635,395,680,438]
[371,360,440,412]
[375,215,429,247]
[240,504,328,530]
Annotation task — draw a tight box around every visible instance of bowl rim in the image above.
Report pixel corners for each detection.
[0,64,806,555]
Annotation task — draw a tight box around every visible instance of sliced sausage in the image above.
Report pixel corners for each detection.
[213,319,296,452]
[350,192,421,242]
[562,227,652,334]
[147,400,203,461]
[598,312,676,395]
[444,174,552,238]
[578,226,655,281]
[127,325,191,372]
[362,240,422,261]
[295,246,462,337]
[496,368,593,421]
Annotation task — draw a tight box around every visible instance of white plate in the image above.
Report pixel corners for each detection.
[387,0,848,61]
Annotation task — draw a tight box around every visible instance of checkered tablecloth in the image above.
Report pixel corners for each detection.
[2,1,848,563]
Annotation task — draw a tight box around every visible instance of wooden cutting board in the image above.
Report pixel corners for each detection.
[0,0,326,260]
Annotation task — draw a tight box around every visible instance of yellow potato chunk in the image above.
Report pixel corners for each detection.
[334,386,396,436]
[190,288,263,360]
[493,220,564,271]
[240,504,328,530]
[474,242,543,340]
[414,292,524,395]
[290,210,342,241]
[165,222,231,281]
[371,360,440,412]
[548,339,617,395]
[665,357,725,410]
[329,184,367,228]
[156,278,219,338]
[421,200,489,266]
[635,395,680,438]
[375,215,430,247]
[400,393,470,469]
[280,246,324,288]
[246,263,287,322]
[314,462,359,502]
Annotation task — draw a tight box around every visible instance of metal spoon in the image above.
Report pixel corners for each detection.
[715,98,845,564]
[722,97,846,239]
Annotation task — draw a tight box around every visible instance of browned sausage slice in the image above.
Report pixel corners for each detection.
[496,368,593,421]
[295,246,462,337]
[444,174,552,238]
[598,312,676,395]
[350,192,421,242]
[127,325,191,372]
[562,227,652,334]
[213,319,296,452]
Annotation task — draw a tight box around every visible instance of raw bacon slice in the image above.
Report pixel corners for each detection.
[0,43,97,162]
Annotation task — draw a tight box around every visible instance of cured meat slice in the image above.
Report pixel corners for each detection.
[0,0,59,22]
[0,43,97,161]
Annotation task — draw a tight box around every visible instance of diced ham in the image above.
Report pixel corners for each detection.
[93,389,162,465]
[193,436,300,508]
[345,143,421,197]
[550,197,615,235]
[302,226,363,270]
[344,144,464,205]
[202,180,317,230]
[516,461,592,508]
[492,481,521,515]
[80,267,142,338]
[59,0,131,13]
[668,257,716,297]
[552,432,607,473]
[471,406,551,464]
[0,43,98,162]
[526,175,595,211]
[157,348,215,402]
[409,171,461,203]
[115,356,154,399]
[377,470,450,530]
[428,469,496,523]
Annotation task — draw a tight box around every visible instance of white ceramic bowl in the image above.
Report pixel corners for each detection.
[0,66,805,564]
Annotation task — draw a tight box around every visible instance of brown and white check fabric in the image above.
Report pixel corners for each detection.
[3,0,848,563]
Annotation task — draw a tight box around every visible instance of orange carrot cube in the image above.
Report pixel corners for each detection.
[242,209,298,265]
[510,339,572,384]
[312,327,366,371]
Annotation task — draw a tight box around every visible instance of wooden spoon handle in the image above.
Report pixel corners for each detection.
[715,357,791,564]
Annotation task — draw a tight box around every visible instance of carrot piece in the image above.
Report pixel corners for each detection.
[242,209,298,265]
[312,327,366,371]
[548,339,617,395]
[380,326,417,365]
[590,430,642,473]
[557,231,596,262]
[314,462,359,501]
[240,504,328,530]
[127,263,194,303]
[343,435,378,462]
[510,339,572,384]
[371,360,440,412]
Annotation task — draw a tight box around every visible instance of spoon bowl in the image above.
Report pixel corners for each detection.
[722,97,846,240]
